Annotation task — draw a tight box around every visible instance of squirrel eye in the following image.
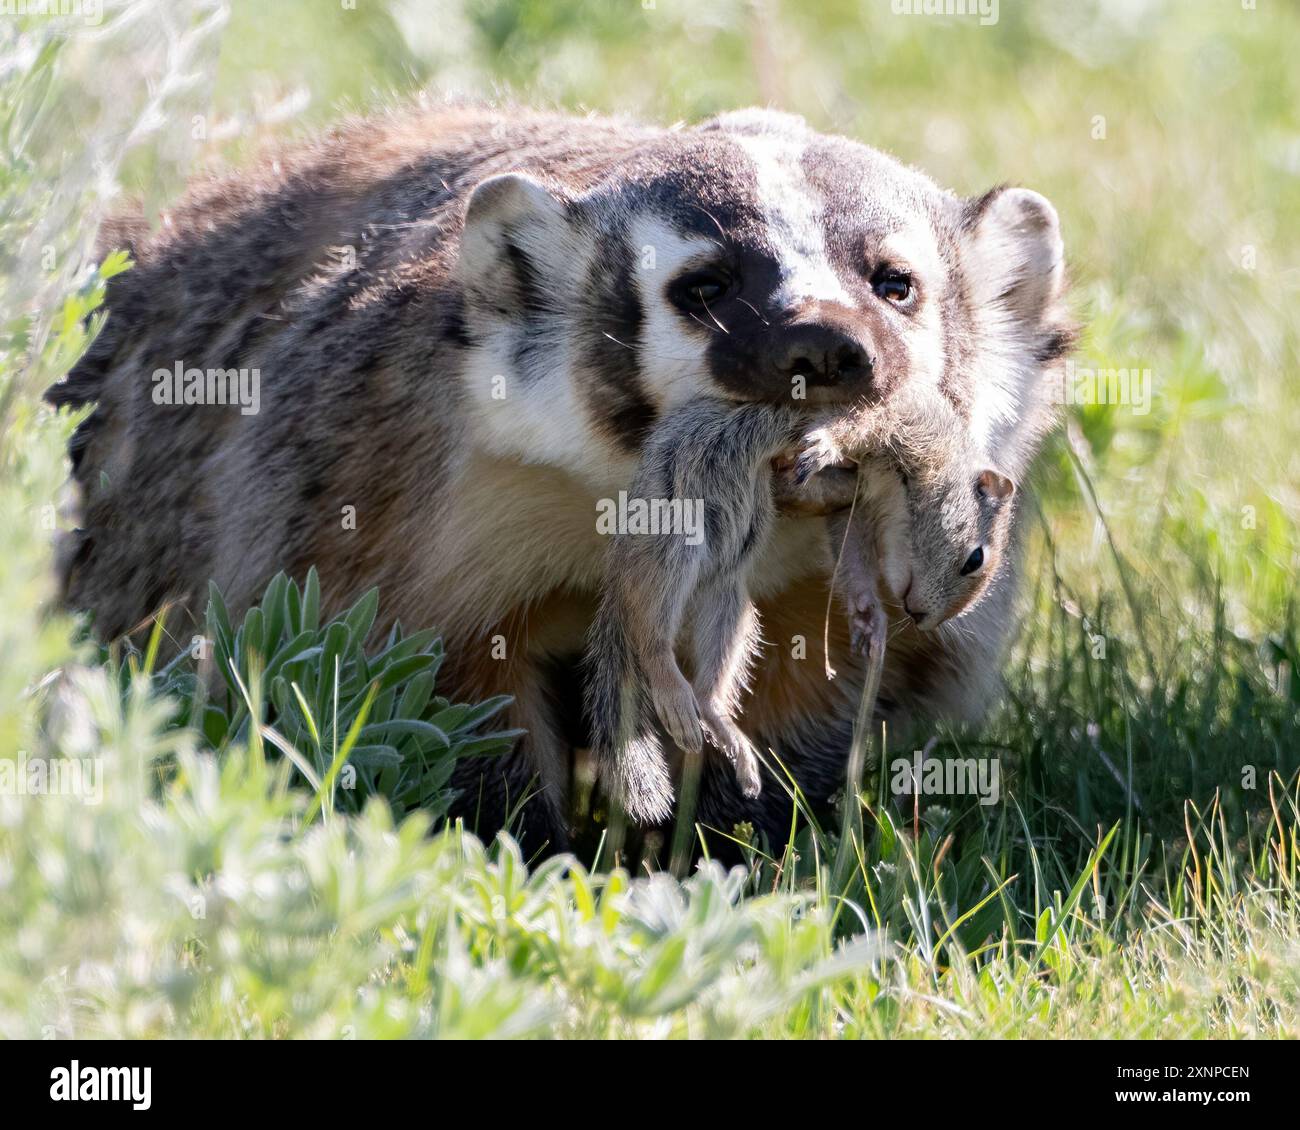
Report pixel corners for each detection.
[960,546,984,576]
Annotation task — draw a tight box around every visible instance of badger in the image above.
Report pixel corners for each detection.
[47,102,1073,852]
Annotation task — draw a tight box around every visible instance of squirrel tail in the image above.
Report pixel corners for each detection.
[585,598,676,826]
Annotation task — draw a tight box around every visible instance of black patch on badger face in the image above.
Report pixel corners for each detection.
[563,123,1046,456]
[578,226,657,451]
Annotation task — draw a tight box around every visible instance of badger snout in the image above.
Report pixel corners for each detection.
[771,320,873,390]
[764,314,878,403]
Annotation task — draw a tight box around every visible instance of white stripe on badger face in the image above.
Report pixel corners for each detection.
[461,338,594,469]
[734,133,854,308]
[957,223,1046,457]
[963,321,1032,455]
[459,221,644,486]
[628,214,724,411]
[458,204,604,480]
[877,224,947,395]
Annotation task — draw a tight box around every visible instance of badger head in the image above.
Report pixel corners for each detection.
[453,109,1072,485]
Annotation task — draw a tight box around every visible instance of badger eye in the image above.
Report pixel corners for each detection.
[671,267,734,311]
[960,547,984,576]
[872,268,914,306]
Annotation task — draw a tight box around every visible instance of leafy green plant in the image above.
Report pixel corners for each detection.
[120,569,521,823]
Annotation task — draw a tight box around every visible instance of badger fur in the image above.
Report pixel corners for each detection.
[47,102,1074,852]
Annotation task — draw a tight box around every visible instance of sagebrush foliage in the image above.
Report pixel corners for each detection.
[109,569,521,823]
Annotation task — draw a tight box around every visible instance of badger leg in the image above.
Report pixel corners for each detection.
[447,644,574,854]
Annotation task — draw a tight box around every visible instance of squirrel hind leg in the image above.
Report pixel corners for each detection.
[699,704,763,800]
[642,646,704,756]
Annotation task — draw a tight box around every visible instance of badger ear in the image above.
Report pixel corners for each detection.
[458,172,571,309]
[960,186,1065,329]
[977,468,1016,502]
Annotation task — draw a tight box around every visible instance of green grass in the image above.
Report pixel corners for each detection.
[0,0,1297,1038]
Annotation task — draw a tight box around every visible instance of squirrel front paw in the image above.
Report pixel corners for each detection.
[848,592,888,660]
[788,425,846,486]
[771,431,858,516]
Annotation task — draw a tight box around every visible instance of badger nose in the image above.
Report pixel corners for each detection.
[772,323,873,388]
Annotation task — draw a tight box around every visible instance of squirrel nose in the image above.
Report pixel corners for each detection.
[772,322,873,388]
[902,584,929,627]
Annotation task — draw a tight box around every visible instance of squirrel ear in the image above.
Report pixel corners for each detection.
[458,173,571,310]
[960,186,1065,330]
[977,469,1016,501]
